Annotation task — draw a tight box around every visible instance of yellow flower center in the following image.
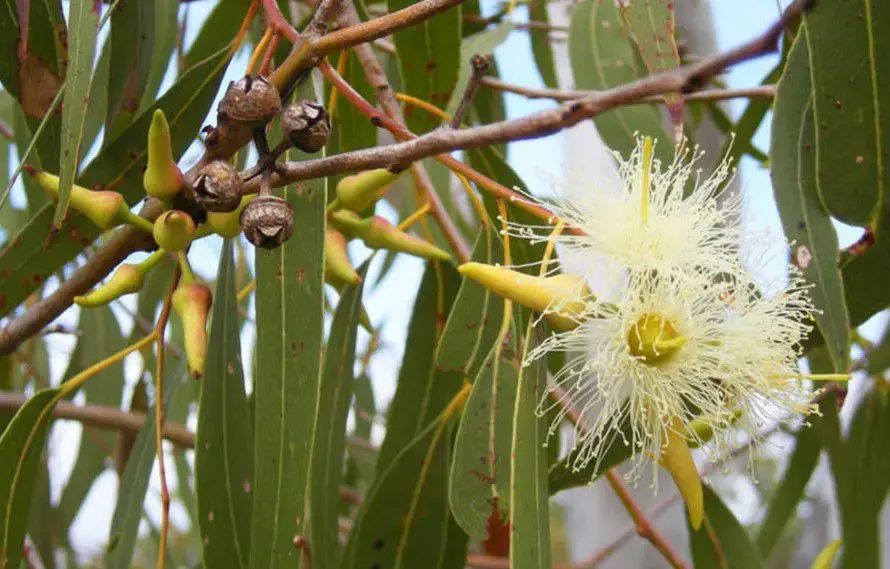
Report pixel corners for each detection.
[627,314,685,366]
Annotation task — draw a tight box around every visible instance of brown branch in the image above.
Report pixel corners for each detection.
[0,199,163,357]
[268,0,807,218]
[339,4,471,263]
[481,77,777,104]
[0,391,196,447]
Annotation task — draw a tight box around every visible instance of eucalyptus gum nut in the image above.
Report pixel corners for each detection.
[334,168,400,212]
[153,210,196,252]
[457,262,590,331]
[173,283,212,378]
[218,75,282,126]
[281,100,331,153]
[144,110,184,201]
[74,264,144,307]
[194,161,243,213]
[661,420,703,531]
[362,217,452,262]
[324,229,361,285]
[240,195,295,249]
[28,169,127,229]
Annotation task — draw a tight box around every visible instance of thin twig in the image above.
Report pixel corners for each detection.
[154,274,178,569]
[481,77,777,104]
[339,4,471,262]
[450,54,491,129]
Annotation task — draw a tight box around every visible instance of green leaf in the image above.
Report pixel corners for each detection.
[866,327,890,375]
[0,388,59,569]
[800,1,890,226]
[618,0,679,75]
[249,176,326,569]
[104,0,155,141]
[57,307,126,530]
[343,262,465,569]
[54,0,99,226]
[27,455,56,569]
[326,50,378,190]
[436,227,504,376]
[755,424,821,559]
[838,386,890,569]
[689,484,764,569]
[388,0,461,133]
[448,346,517,540]
[529,0,558,88]
[547,414,633,494]
[0,47,230,317]
[106,364,193,569]
[445,24,512,116]
[138,0,180,113]
[196,240,254,569]
[375,262,462,472]
[840,214,890,328]
[309,264,367,569]
[568,0,669,159]
[509,324,550,569]
[771,33,850,371]
[343,416,463,569]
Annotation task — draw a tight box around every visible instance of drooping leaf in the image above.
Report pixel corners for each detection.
[838,386,890,569]
[689,484,764,569]
[771,33,849,371]
[840,214,890,329]
[104,0,156,141]
[547,414,634,495]
[800,3,889,226]
[0,47,230,317]
[106,364,193,569]
[249,174,326,569]
[449,346,518,540]
[755,424,821,559]
[53,0,99,226]
[26,453,56,569]
[388,0,461,133]
[138,0,180,113]
[528,0,558,89]
[196,240,254,569]
[509,324,550,569]
[568,0,670,160]
[57,307,126,531]
[0,388,59,569]
[309,264,367,569]
[343,262,465,569]
[183,0,250,72]
[436,224,503,376]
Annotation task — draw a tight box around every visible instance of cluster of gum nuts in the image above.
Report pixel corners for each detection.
[27,75,451,378]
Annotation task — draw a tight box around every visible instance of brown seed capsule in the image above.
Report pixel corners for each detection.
[281,100,331,153]
[194,161,243,213]
[240,195,295,249]
[218,75,282,126]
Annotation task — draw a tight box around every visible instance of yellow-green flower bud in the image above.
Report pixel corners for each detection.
[324,229,361,287]
[811,540,842,569]
[153,210,195,252]
[172,283,212,378]
[205,195,256,239]
[363,217,451,261]
[74,264,144,307]
[661,419,703,531]
[333,168,400,213]
[27,168,127,229]
[143,110,184,202]
[457,262,590,331]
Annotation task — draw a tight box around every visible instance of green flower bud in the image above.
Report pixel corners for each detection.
[153,210,195,252]
[205,195,255,239]
[457,262,591,331]
[74,264,144,307]
[144,110,184,202]
[324,229,361,287]
[28,168,127,229]
[333,168,400,213]
[172,283,212,378]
